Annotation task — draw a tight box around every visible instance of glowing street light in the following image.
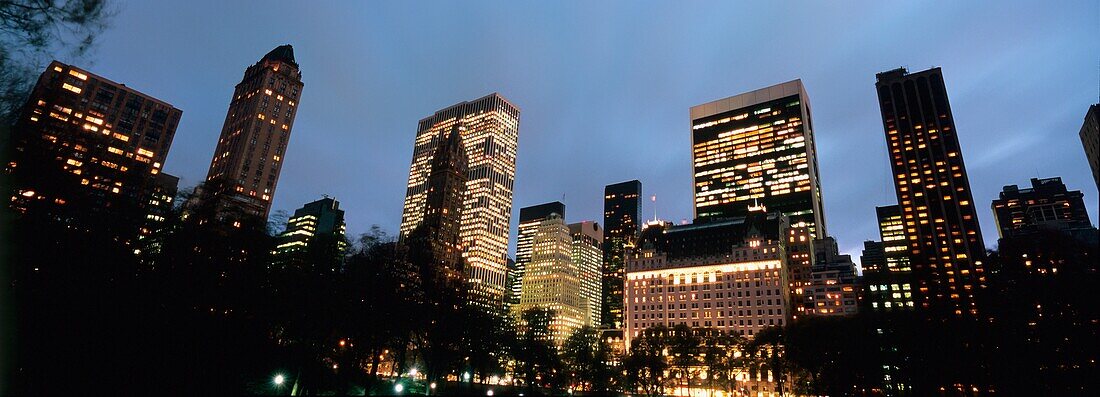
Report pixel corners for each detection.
[487,390,494,396]
[273,374,285,386]
[409,368,418,377]
[463,372,471,381]
[430,382,437,390]
[394,383,404,393]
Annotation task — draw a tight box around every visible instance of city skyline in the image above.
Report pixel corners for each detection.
[68,0,1099,263]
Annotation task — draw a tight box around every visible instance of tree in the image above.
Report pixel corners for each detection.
[625,325,672,397]
[701,331,745,397]
[668,324,701,395]
[514,307,562,395]
[562,326,616,392]
[1,0,114,124]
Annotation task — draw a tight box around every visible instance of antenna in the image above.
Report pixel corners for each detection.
[651,194,657,222]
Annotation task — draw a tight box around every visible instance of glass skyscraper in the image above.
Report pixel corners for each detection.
[689,79,826,238]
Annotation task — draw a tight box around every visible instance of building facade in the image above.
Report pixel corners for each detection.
[399,93,520,312]
[513,202,566,308]
[515,214,587,345]
[1081,104,1099,190]
[274,196,347,258]
[202,45,303,221]
[875,67,986,317]
[569,220,604,327]
[992,177,1094,241]
[7,61,181,242]
[689,79,827,237]
[803,237,859,316]
[602,180,641,329]
[624,211,791,347]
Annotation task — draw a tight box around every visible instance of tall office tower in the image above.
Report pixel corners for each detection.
[399,93,520,311]
[876,67,985,317]
[515,214,586,345]
[602,180,641,329]
[202,45,303,221]
[569,220,604,327]
[624,210,791,345]
[992,177,1095,241]
[274,196,347,258]
[1081,104,1099,190]
[513,202,566,307]
[7,61,181,242]
[690,79,827,237]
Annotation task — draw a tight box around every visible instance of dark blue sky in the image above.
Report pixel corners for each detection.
[78,1,1099,261]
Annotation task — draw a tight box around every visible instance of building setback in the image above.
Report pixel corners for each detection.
[875,67,986,317]
[399,93,520,312]
[569,220,604,327]
[602,180,641,329]
[513,202,566,309]
[202,45,303,221]
[624,210,791,347]
[1080,104,1099,190]
[7,61,181,242]
[804,237,859,316]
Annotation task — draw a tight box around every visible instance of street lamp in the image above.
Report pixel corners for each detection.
[395,383,404,394]
[463,372,471,381]
[273,374,285,386]
[487,390,494,396]
[409,368,418,377]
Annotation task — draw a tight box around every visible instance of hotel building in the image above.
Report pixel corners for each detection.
[202,45,303,221]
[623,210,791,347]
[399,93,520,311]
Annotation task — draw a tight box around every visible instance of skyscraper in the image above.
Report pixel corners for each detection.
[875,67,986,317]
[569,220,604,327]
[202,45,303,221]
[689,79,827,237]
[274,196,347,258]
[411,125,469,274]
[7,61,181,242]
[399,93,520,311]
[602,180,640,329]
[516,214,587,345]
[513,202,566,308]
[1080,104,1099,190]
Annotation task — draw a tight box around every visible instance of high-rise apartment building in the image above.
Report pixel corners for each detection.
[274,196,347,258]
[569,220,604,327]
[1080,104,1099,190]
[513,202,566,307]
[515,214,587,345]
[875,67,986,317]
[602,180,641,329]
[202,45,303,221]
[7,61,181,241]
[992,177,1095,241]
[399,93,520,311]
[689,79,827,237]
